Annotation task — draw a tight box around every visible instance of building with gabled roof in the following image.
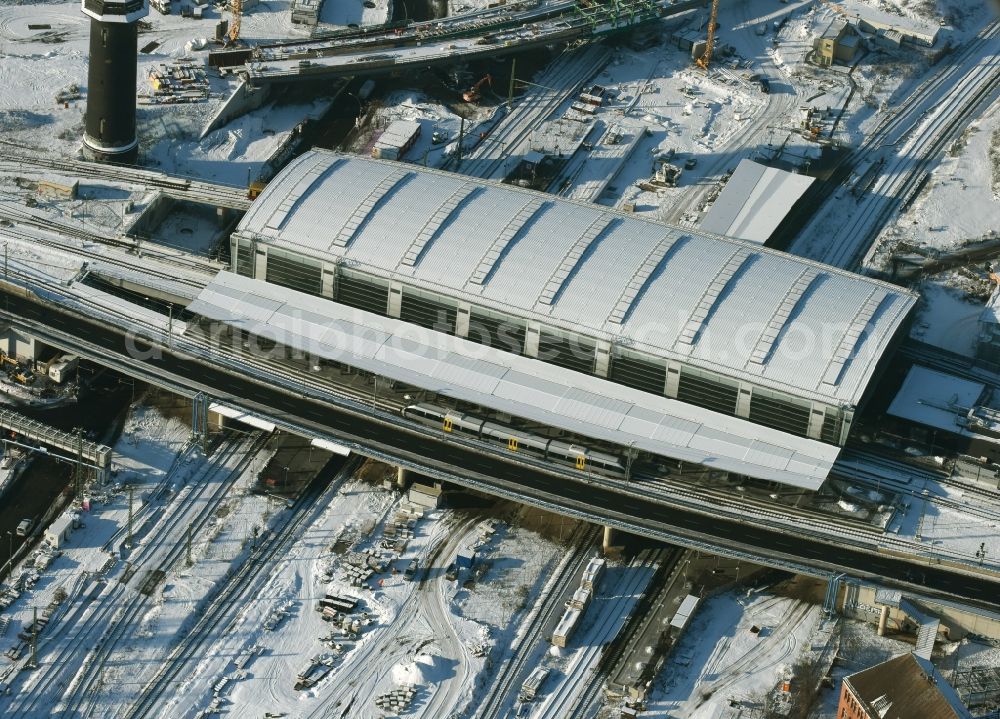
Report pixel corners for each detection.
[839,652,971,719]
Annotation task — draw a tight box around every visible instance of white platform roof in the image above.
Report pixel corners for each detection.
[886,365,985,435]
[235,151,915,409]
[188,271,842,490]
[699,159,814,244]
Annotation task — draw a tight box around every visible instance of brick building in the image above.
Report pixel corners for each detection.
[838,653,971,719]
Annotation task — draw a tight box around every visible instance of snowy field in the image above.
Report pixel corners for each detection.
[874,94,1000,357]
[1,0,1000,716]
[0,0,323,185]
[644,591,829,719]
[0,394,572,718]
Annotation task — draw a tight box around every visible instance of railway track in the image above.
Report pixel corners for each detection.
[533,548,661,719]
[475,523,598,719]
[845,60,1000,270]
[835,447,1000,525]
[3,252,997,576]
[455,44,611,181]
[565,547,678,719]
[0,153,251,212]
[123,455,359,719]
[791,20,1000,268]
[6,431,263,718]
[0,199,223,282]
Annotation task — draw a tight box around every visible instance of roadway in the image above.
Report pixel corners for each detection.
[243,0,699,84]
[1,288,999,609]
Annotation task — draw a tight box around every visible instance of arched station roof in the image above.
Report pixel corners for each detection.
[235,150,916,409]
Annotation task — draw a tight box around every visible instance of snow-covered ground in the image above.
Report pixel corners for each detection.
[0,400,573,719]
[0,0,327,185]
[644,591,829,719]
[358,89,467,166]
[0,401,191,693]
[871,94,1000,358]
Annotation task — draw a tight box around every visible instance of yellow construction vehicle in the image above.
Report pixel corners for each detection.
[695,0,719,71]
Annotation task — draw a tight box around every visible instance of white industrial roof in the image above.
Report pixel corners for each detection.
[187,271,842,489]
[887,366,987,437]
[980,284,1000,326]
[236,151,915,409]
[699,159,814,244]
[839,0,940,43]
[670,594,700,630]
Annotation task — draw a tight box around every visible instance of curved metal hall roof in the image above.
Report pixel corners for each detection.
[236,150,916,409]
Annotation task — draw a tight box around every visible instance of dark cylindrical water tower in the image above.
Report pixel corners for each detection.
[80,0,147,164]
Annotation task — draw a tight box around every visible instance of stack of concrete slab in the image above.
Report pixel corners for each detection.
[374,684,417,712]
[290,0,321,25]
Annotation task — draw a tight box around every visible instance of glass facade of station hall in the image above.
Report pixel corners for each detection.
[233,236,855,445]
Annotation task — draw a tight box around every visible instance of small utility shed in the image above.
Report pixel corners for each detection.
[45,513,74,549]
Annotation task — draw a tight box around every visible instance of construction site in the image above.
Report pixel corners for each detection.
[0,0,998,717]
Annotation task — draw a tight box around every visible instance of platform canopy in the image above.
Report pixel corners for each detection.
[189,271,843,489]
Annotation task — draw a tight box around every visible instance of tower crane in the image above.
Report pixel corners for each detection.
[228,0,242,44]
[695,0,719,70]
[816,0,850,17]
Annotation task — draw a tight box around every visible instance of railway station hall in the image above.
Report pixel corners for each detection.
[187,150,918,492]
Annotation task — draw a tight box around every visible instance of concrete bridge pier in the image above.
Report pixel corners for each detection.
[602,525,623,556]
[190,392,209,450]
[878,605,890,636]
[396,466,409,489]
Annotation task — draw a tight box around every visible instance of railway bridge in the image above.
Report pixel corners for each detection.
[2,152,1000,611]
[0,407,112,479]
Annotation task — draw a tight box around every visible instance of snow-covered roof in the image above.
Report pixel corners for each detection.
[670,594,699,630]
[187,271,842,489]
[886,366,985,435]
[846,653,971,719]
[699,159,814,244]
[979,284,1000,326]
[235,151,916,409]
[840,1,940,44]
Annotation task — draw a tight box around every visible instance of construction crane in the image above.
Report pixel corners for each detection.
[816,0,849,17]
[228,0,242,45]
[462,74,492,103]
[695,0,719,70]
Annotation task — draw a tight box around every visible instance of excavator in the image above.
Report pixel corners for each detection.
[463,74,492,103]
[0,352,32,384]
[695,0,719,70]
